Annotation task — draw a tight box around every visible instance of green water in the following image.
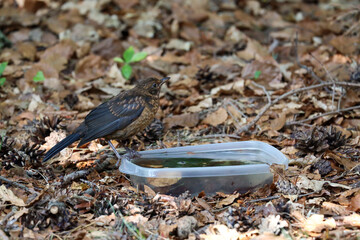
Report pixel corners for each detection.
[132,157,264,168]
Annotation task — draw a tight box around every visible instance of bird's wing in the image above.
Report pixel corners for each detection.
[77,93,145,146]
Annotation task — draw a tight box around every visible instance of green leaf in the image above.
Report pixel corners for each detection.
[0,62,8,76]
[121,64,132,80]
[33,71,45,82]
[113,57,124,63]
[0,77,5,86]
[123,46,135,63]
[254,70,262,80]
[130,52,147,63]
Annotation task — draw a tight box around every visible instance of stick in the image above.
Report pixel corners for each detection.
[0,176,33,193]
[235,81,360,134]
[286,105,360,126]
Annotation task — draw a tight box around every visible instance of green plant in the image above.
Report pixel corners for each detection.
[33,71,45,82]
[254,70,262,80]
[114,46,148,80]
[0,62,8,86]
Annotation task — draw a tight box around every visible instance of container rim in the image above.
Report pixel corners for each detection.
[118,141,288,178]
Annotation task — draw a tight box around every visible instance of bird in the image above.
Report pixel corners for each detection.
[42,77,170,163]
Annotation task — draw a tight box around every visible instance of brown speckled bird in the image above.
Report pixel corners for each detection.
[43,77,169,162]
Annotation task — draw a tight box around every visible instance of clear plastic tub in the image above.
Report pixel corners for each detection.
[119,141,288,196]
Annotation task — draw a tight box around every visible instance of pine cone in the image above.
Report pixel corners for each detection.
[293,126,346,153]
[22,199,75,230]
[94,195,125,217]
[31,115,65,144]
[0,137,44,169]
[310,159,333,176]
[293,127,329,153]
[195,65,218,83]
[64,93,79,109]
[142,119,164,141]
[275,179,301,195]
[327,126,346,149]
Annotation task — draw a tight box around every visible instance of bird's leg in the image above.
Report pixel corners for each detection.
[108,140,122,166]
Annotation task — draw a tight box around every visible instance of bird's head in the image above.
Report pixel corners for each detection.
[136,77,170,96]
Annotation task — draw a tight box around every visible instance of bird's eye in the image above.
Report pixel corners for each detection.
[152,83,158,88]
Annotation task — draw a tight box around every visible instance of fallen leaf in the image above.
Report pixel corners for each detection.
[322,202,350,215]
[124,214,148,225]
[270,112,286,131]
[202,108,228,126]
[258,215,288,234]
[0,185,26,207]
[95,213,116,226]
[164,113,200,129]
[200,224,241,240]
[343,214,360,227]
[349,193,360,211]
[242,60,284,90]
[166,39,193,51]
[302,214,336,233]
[215,193,239,208]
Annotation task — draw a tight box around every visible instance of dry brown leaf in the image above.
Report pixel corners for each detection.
[200,224,241,240]
[0,185,26,207]
[16,42,36,61]
[24,62,61,89]
[270,112,286,131]
[166,39,193,51]
[202,108,228,127]
[349,193,360,211]
[124,214,148,225]
[322,202,350,215]
[330,36,360,55]
[324,152,358,171]
[91,38,124,59]
[343,214,360,227]
[75,54,108,81]
[164,113,200,129]
[159,221,177,238]
[144,185,156,197]
[210,79,245,96]
[94,213,116,226]
[195,197,212,211]
[302,214,336,233]
[258,215,288,234]
[196,210,215,227]
[215,193,239,208]
[40,39,76,71]
[242,60,284,90]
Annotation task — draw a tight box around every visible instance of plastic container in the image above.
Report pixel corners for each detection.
[119,141,288,196]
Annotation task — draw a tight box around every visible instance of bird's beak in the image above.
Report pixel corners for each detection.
[160,77,170,84]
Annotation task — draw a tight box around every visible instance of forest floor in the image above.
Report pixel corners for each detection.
[1,0,360,239]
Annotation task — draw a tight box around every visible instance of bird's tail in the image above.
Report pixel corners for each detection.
[42,133,80,162]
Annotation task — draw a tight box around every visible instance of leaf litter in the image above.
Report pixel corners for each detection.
[1,0,360,239]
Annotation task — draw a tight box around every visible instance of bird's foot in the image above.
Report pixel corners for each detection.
[124,147,141,160]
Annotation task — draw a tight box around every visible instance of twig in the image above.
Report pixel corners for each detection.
[193,134,242,140]
[295,32,323,83]
[224,99,247,129]
[235,81,360,134]
[251,81,271,104]
[61,170,91,186]
[0,206,18,226]
[286,105,360,126]
[247,191,318,203]
[0,176,34,193]
[309,52,338,110]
